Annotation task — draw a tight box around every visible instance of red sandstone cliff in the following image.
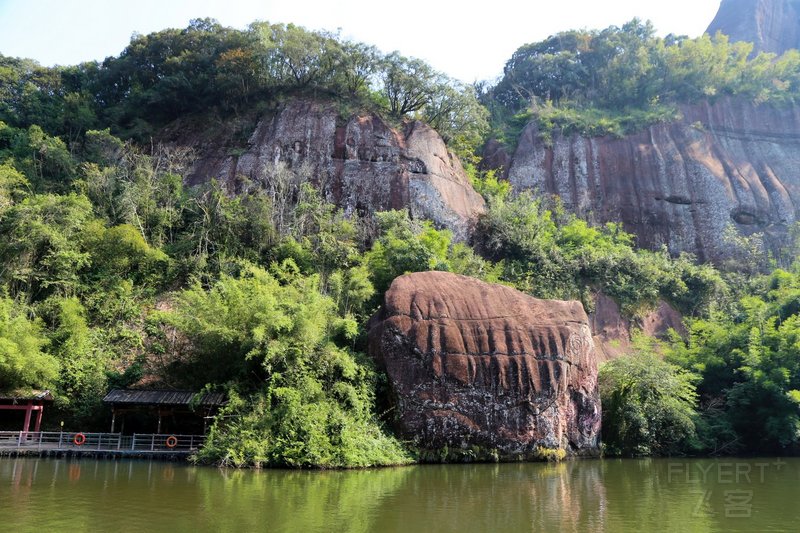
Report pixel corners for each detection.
[506,98,800,262]
[368,271,601,459]
[182,99,485,241]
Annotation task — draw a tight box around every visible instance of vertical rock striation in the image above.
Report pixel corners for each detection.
[507,98,800,262]
[186,99,485,240]
[368,271,601,459]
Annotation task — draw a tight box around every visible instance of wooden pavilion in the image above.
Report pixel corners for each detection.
[102,389,226,434]
[0,390,54,434]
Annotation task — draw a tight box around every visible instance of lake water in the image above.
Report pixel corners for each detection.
[2,456,799,532]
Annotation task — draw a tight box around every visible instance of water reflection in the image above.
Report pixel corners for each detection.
[2,457,799,531]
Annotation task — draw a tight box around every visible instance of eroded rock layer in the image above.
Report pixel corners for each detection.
[507,98,800,262]
[368,271,601,459]
[186,99,484,240]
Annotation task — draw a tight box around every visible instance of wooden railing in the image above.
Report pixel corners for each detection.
[0,431,205,453]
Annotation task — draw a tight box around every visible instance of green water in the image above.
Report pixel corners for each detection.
[2,457,799,532]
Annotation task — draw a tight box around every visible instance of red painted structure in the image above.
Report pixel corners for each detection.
[0,390,53,435]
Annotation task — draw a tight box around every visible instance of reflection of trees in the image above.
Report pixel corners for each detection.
[5,457,800,530]
[194,466,413,532]
[599,458,714,532]
[0,458,413,530]
[362,462,608,532]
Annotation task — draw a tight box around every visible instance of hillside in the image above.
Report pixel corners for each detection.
[485,17,800,266]
[3,11,800,464]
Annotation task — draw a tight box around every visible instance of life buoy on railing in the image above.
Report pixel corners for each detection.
[73,433,86,446]
[165,435,178,448]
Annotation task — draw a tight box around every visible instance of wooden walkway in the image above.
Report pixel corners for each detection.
[0,431,205,458]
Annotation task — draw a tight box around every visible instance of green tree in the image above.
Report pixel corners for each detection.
[252,22,342,90]
[365,209,499,298]
[81,140,188,245]
[0,296,58,390]
[0,55,64,133]
[667,268,800,453]
[214,47,261,110]
[335,41,380,97]
[381,53,439,118]
[0,160,28,214]
[84,222,170,288]
[600,335,698,456]
[162,261,409,467]
[0,193,94,301]
[422,82,489,159]
[14,125,76,191]
[366,210,452,295]
[42,297,108,423]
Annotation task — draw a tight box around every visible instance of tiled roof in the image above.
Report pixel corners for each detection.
[0,389,54,401]
[102,389,226,407]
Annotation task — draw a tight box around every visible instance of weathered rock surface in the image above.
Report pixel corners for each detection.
[707,0,800,56]
[589,293,686,362]
[368,271,601,459]
[479,138,512,174]
[506,98,800,262]
[185,99,485,240]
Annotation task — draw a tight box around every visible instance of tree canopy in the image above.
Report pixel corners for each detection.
[486,19,800,143]
[0,19,488,159]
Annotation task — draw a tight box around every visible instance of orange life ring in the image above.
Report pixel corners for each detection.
[165,435,178,448]
[73,433,86,446]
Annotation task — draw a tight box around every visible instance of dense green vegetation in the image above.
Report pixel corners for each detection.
[0,18,487,160]
[475,190,722,316]
[0,114,507,466]
[665,268,800,455]
[599,265,800,458]
[3,16,800,465]
[600,335,698,457]
[486,19,800,145]
[161,261,409,467]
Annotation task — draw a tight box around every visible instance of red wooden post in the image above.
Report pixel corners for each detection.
[33,403,43,433]
[21,401,33,439]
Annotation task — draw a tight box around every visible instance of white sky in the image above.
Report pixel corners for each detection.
[0,0,722,82]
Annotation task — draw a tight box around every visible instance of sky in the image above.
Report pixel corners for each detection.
[0,0,723,82]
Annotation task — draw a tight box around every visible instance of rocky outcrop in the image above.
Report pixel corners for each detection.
[707,0,800,56]
[479,138,512,174]
[506,98,800,262]
[589,293,686,361]
[185,99,485,240]
[368,271,601,460]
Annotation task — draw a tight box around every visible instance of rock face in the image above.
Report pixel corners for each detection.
[186,99,485,240]
[506,98,800,262]
[479,138,512,174]
[589,293,686,362]
[368,271,601,459]
[707,0,800,56]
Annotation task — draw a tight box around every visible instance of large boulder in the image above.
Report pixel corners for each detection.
[368,271,601,460]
